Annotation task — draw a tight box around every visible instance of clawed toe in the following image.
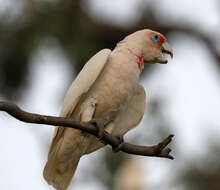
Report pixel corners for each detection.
[112,136,124,152]
[89,119,105,140]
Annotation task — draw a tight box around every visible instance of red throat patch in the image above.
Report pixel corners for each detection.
[127,48,144,70]
[137,55,144,69]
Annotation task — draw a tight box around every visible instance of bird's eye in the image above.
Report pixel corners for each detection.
[150,33,160,45]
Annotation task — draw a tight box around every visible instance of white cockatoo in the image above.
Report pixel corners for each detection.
[43,29,173,190]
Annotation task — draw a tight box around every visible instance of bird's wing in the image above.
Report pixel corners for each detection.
[60,48,111,117]
[49,49,111,154]
[85,84,146,154]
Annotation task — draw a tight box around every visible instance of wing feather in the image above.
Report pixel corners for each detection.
[49,49,111,154]
[60,48,111,117]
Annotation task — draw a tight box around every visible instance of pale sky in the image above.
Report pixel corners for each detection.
[0,0,219,190]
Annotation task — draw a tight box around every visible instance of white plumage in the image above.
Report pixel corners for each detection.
[43,29,173,190]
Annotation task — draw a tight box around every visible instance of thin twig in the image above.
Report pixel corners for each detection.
[0,101,174,159]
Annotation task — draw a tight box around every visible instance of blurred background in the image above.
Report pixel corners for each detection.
[0,0,219,189]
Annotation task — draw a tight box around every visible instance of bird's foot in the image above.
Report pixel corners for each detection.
[89,119,105,140]
[112,135,124,152]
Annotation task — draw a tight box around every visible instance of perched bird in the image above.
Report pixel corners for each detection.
[43,29,173,190]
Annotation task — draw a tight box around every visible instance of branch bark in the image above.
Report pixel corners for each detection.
[0,101,174,159]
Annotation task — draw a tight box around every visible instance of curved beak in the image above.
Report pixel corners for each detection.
[162,42,173,58]
[157,42,173,64]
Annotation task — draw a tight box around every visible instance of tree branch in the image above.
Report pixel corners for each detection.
[0,101,174,159]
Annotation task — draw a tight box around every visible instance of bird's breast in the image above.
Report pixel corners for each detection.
[88,52,141,122]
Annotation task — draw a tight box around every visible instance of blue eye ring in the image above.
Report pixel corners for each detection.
[150,33,159,45]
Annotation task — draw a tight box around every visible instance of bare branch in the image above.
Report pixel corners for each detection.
[0,101,174,159]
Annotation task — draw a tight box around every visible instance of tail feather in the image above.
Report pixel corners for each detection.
[43,155,80,190]
[43,135,86,190]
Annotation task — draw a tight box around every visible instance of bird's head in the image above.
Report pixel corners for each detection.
[126,29,173,64]
[143,30,173,64]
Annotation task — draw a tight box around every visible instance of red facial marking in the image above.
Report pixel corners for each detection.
[148,32,166,49]
[157,33,166,48]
